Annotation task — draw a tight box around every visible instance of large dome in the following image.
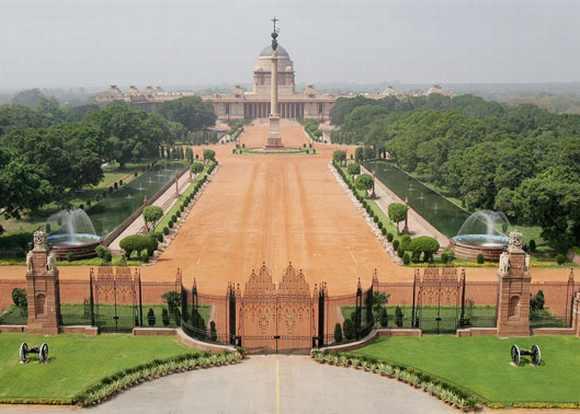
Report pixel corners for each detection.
[259,44,290,58]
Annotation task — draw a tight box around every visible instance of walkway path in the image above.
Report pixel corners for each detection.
[0,356,453,414]
[108,168,192,253]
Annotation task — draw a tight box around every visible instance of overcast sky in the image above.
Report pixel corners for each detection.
[1,0,579,89]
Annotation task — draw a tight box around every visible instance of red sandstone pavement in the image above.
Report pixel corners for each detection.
[0,121,573,293]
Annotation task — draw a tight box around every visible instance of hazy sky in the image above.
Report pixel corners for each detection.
[1,0,579,89]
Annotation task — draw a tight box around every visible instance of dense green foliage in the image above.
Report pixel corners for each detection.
[143,205,163,231]
[119,234,157,258]
[331,94,580,251]
[157,96,216,131]
[387,203,408,233]
[0,90,215,220]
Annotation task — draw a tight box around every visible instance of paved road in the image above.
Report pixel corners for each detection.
[0,356,452,414]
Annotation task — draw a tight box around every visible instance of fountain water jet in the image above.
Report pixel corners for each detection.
[46,209,102,259]
[450,210,510,261]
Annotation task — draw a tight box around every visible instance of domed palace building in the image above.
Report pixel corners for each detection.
[206,44,336,121]
[96,44,337,121]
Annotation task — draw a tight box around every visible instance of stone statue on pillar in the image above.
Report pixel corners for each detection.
[25,229,62,334]
[265,17,284,149]
[496,231,531,337]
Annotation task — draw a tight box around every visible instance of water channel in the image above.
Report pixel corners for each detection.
[87,163,186,237]
[365,161,470,238]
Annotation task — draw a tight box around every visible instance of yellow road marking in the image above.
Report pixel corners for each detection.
[276,358,281,414]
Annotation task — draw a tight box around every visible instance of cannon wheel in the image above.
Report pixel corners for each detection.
[511,344,521,366]
[39,343,49,363]
[19,342,29,363]
[531,344,542,366]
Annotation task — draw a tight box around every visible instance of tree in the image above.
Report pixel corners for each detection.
[511,166,580,252]
[88,102,170,167]
[332,150,346,165]
[162,291,181,321]
[347,163,361,176]
[143,205,163,232]
[355,174,374,198]
[203,149,216,163]
[530,290,545,313]
[157,96,216,131]
[95,245,112,263]
[334,323,343,343]
[388,203,408,234]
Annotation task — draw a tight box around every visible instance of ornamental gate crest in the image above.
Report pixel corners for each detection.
[240,262,313,353]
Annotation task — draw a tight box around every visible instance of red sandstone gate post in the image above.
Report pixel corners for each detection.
[496,232,531,337]
[25,230,61,335]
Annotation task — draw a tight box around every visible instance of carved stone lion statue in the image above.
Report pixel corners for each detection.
[508,231,523,250]
[33,230,47,251]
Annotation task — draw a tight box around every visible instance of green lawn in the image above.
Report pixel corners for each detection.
[351,335,580,406]
[0,333,193,403]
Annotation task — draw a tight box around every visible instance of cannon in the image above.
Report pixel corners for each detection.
[511,344,542,366]
[18,342,49,364]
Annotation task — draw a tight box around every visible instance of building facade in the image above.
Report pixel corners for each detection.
[204,44,336,121]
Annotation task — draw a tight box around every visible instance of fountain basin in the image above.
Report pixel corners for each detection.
[47,233,102,259]
[450,234,508,261]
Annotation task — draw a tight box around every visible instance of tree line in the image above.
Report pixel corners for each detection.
[330,94,580,252]
[0,90,216,219]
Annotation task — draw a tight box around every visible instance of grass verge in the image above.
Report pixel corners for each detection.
[343,335,580,408]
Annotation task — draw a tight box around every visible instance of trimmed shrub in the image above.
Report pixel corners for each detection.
[403,252,411,265]
[95,245,112,263]
[528,239,536,253]
[161,308,170,326]
[476,254,485,264]
[155,232,164,242]
[147,308,156,326]
[381,227,388,236]
[119,235,157,259]
[556,254,567,265]
[209,320,218,341]
[379,307,388,328]
[334,323,343,343]
[395,306,404,328]
[392,239,400,250]
[386,233,394,242]
[343,318,354,340]
[397,247,405,258]
[12,288,27,314]
[400,235,412,251]
[409,236,440,262]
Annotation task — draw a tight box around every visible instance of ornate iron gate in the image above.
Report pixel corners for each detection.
[412,267,465,334]
[92,267,142,332]
[240,263,313,353]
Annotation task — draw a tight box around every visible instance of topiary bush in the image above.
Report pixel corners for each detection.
[161,308,170,327]
[334,323,343,343]
[400,235,412,251]
[147,308,156,326]
[392,239,400,250]
[556,254,567,265]
[529,239,536,253]
[409,236,440,263]
[119,235,157,259]
[476,254,485,264]
[403,252,411,265]
[386,233,394,242]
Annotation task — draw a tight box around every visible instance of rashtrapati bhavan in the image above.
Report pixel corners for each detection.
[96,43,337,121]
[95,42,453,121]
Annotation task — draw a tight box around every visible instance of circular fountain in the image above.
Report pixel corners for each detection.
[46,209,102,259]
[450,210,510,261]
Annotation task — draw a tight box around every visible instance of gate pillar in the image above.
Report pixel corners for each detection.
[497,232,531,337]
[572,292,580,337]
[25,230,61,335]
